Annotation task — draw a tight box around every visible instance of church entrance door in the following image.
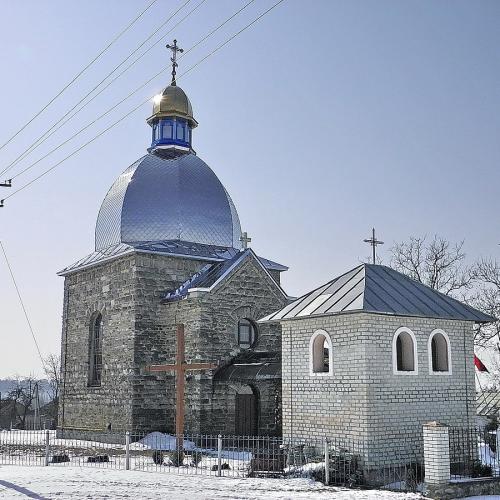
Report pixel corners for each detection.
[235,390,257,436]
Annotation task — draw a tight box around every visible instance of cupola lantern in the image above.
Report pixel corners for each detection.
[147,40,198,156]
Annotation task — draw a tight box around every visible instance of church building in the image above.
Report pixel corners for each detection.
[57,45,288,438]
[261,263,494,468]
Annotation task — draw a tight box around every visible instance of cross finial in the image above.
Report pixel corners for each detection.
[363,228,384,264]
[240,231,252,250]
[166,39,184,86]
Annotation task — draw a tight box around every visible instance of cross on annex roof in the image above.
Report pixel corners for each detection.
[146,324,217,448]
[363,228,384,264]
[166,39,184,86]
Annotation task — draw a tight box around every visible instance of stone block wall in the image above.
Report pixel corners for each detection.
[154,253,287,435]
[58,255,138,432]
[281,312,476,468]
[281,313,370,446]
[210,380,281,436]
[58,252,208,433]
[59,249,287,437]
[362,315,475,467]
[131,253,207,432]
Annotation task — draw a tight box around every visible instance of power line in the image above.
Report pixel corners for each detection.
[178,0,285,80]
[0,240,45,368]
[0,0,159,156]
[8,0,256,182]
[0,0,193,179]
[2,0,287,203]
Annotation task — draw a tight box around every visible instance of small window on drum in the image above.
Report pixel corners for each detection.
[162,121,173,139]
[237,319,256,349]
[176,121,185,141]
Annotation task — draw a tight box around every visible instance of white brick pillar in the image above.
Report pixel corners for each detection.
[423,421,450,485]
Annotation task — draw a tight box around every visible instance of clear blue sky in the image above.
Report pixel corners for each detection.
[0,0,498,377]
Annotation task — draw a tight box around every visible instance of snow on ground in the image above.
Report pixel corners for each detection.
[0,465,422,500]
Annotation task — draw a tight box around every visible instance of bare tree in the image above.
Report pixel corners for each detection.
[471,259,500,347]
[7,376,38,429]
[390,235,474,297]
[389,235,500,348]
[43,354,61,403]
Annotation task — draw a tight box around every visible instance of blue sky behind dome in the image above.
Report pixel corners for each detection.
[0,0,498,376]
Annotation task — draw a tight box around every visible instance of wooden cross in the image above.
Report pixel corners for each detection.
[363,227,384,264]
[166,39,184,86]
[240,231,252,249]
[146,324,217,448]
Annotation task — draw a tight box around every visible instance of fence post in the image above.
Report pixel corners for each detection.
[496,421,500,466]
[45,430,50,466]
[217,434,222,477]
[423,421,450,490]
[125,431,130,471]
[324,437,330,485]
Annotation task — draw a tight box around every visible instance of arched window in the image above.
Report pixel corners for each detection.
[89,313,103,386]
[237,319,257,349]
[428,329,451,374]
[392,327,418,374]
[309,330,333,376]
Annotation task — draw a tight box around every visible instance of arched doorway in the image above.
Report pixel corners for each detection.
[235,385,258,436]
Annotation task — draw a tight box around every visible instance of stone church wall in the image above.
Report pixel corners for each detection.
[58,252,208,434]
[154,254,287,435]
[128,252,208,432]
[210,380,281,436]
[59,251,286,437]
[281,313,475,468]
[58,255,138,432]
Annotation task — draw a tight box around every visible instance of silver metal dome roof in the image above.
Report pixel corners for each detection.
[95,153,242,251]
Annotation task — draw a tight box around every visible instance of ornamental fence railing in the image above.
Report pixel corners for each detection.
[449,425,500,480]
[0,429,424,492]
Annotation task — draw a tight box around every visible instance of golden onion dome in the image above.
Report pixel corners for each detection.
[147,84,198,128]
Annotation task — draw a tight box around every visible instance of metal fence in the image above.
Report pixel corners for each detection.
[450,426,500,480]
[0,429,422,492]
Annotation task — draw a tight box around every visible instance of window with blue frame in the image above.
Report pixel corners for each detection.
[176,121,185,141]
[162,120,173,140]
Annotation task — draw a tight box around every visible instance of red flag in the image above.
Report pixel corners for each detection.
[474,354,489,373]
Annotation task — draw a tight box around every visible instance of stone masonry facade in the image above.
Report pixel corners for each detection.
[58,250,287,437]
[281,312,476,468]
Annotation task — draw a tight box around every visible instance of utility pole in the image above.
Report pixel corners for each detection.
[0,179,11,207]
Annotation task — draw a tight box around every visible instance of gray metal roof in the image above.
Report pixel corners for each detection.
[95,152,242,250]
[164,249,288,301]
[260,264,494,324]
[58,240,287,276]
